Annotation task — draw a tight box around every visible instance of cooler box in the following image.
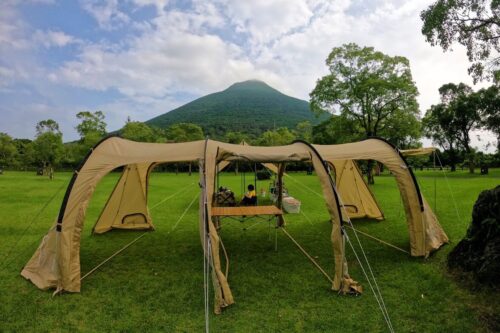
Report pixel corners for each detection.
[282,197,301,214]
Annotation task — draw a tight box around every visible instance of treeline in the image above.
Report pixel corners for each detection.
[0,105,498,180]
[0,112,208,177]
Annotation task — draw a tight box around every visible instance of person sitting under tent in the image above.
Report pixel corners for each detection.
[241,184,257,205]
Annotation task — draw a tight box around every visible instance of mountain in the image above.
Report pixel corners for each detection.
[145,80,321,137]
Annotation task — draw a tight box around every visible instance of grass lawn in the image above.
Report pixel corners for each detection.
[0,169,498,332]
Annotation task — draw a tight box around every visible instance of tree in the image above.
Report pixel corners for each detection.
[256,127,296,146]
[0,133,17,168]
[224,131,249,144]
[36,119,61,136]
[295,121,312,142]
[166,123,204,142]
[312,115,363,144]
[74,111,108,162]
[421,0,500,82]
[76,111,106,139]
[477,84,500,150]
[310,43,420,183]
[12,138,34,169]
[423,83,483,173]
[33,120,64,179]
[166,123,204,175]
[121,121,155,142]
[423,104,461,171]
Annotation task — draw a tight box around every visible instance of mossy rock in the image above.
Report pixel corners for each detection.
[448,185,500,287]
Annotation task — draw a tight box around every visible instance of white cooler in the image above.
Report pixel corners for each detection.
[282,196,301,214]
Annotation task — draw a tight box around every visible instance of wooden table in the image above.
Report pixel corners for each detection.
[211,206,283,217]
[211,205,284,229]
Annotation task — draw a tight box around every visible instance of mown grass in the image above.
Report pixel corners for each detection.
[0,169,498,332]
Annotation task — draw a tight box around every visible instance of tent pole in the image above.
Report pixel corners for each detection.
[276,163,285,226]
[254,163,257,203]
[433,150,437,214]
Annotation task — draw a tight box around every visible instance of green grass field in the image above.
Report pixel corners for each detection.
[0,169,498,332]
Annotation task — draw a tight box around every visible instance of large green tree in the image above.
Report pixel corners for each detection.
[477,84,500,150]
[166,123,204,142]
[13,138,34,169]
[256,127,296,146]
[423,83,484,172]
[294,121,313,142]
[33,119,64,179]
[166,123,204,175]
[76,111,107,139]
[75,111,108,161]
[421,0,500,82]
[0,133,17,169]
[224,131,249,144]
[310,43,420,183]
[423,104,461,171]
[122,121,156,142]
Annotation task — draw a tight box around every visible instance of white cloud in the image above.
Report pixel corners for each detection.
[220,0,313,46]
[52,8,282,100]
[34,30,80,48]
[131,0,169,13]
[0,2,30,50]
[80,0,130,29]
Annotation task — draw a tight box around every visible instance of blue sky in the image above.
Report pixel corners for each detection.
[0,0,495,151]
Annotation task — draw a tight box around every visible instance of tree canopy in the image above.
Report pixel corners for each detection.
[122,121,156,142]
[310,43,421,182]
[310,43,420,142]
[421,0,500,82]
[423,83,484,172]
[33,120,64,179]
[76,111,107,139]
[166,123,204,142]
[0,133,17,168]
[477,84,500,149]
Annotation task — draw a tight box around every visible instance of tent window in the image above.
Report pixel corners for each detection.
[122,213,147,225]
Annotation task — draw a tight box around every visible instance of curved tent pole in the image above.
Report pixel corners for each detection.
[56,134,121,232]
[292,140,344,223]
[364,136,424,212]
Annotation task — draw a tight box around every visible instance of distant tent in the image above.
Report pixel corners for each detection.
[330,159,384,221]
[21,137,448,314]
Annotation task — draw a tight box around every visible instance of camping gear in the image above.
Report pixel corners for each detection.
[269,179,289,203]
[21,137,448,315]
[214,187,236,206]
[282,197,301,214]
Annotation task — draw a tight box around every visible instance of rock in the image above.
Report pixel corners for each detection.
[448,185,500,287]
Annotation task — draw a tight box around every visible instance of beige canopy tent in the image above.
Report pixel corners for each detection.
[21,137,448,313]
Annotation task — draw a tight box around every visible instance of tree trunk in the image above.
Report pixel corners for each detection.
[49,165,54,180]
[449,149,457,172]
[188,162,192,176]
[175,163,178,175]
[468,157,475,174]
[465,148,474,174]
[367,160,375,184]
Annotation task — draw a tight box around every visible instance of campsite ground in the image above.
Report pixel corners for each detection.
[0,169,498,332]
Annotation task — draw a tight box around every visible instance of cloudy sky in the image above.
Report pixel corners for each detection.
[0,0,495,150]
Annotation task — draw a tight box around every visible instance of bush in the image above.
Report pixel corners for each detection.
[256,169,271,180]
